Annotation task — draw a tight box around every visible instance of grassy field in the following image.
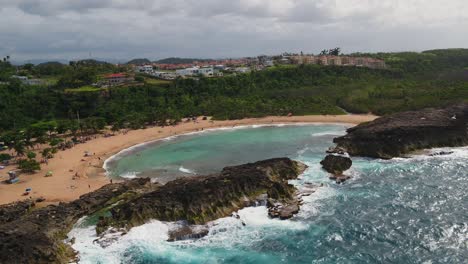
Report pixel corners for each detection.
[144,78,172,85]
[65,86,105,93]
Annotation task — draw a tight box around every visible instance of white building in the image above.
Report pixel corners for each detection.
[234,67,251,73]
[264,60,275,67]
[153,71,177,80]
[136,65,154,74]
[176,66,214,77]
[11,75,45,86]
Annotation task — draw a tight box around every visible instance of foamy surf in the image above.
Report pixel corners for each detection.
[119,171,139,179]
[68,205,311,263]
[310,130,347,137]
[179,166,195,174]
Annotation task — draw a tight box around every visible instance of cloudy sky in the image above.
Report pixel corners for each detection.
[1,0,467,62]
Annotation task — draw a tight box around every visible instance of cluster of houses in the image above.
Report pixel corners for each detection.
[135,64,257,79]
[129,53,386,81]
[155,58,251,71]
[134,61,255,79]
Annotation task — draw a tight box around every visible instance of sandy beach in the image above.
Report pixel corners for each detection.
[0,114,377,205]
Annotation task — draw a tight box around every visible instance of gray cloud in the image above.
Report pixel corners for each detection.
[0,0,467,62]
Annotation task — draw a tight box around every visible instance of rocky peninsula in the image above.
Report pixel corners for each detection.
[332,103,468,159]
[0,158,307,264]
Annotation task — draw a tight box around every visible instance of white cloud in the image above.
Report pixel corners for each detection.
[0,0,467,61]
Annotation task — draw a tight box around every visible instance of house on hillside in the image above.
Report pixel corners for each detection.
[136,65,154,74]
[11,75,45,86]
[103,73,133,86]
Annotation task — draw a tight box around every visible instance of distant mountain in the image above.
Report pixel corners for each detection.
[37,61,65,67]
[10,59,69,66]
[126,58,151,65]
[155,57,213,64]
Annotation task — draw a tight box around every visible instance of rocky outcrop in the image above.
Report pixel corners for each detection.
[320,154,353,183]
[333,103,468,159]
[96,158,307,234]
[0,158,306,264]
[0,199,36,225]
[320,155,352,175]
[0,178,151,264]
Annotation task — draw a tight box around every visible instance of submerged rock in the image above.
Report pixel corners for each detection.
[333,103,468,159]
[429,151,454,157]
[167,224,210,242]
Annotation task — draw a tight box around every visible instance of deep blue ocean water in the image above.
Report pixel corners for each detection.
[69,124,468,264]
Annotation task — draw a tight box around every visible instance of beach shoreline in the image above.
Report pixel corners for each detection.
[0,114,377,205]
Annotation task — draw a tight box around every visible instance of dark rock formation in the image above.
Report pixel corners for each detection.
[320,154,352,175]
[0,158,306,263]
[0,178,151,264]
[96,158,307,234]
[167,224,210,242]
[333,103,468,159]
[429,151,454,156]
[0,199,35,225]
[320,154,353,183]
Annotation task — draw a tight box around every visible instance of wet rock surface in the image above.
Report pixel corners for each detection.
[167,224,210,242]
[333,103,468,159]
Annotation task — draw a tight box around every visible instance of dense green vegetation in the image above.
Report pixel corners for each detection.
[126,58,152,65]
[0,49,467,137]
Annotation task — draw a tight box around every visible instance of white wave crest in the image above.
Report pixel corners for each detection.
[179,166,195,174]
[119,171,138,179]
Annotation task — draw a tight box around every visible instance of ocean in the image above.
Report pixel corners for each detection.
[69,124,468,263]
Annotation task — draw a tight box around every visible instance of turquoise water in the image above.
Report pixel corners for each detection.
[70,124,468,264]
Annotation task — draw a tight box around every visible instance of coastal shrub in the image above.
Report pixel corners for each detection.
[18,159,41,173]
[49,138,63,147]
[0,153,12,161]
[41,148,54,159]
[26,151,36,159]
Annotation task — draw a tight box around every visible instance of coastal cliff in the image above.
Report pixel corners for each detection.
[332,103,468,159]
[0,158,306,264]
